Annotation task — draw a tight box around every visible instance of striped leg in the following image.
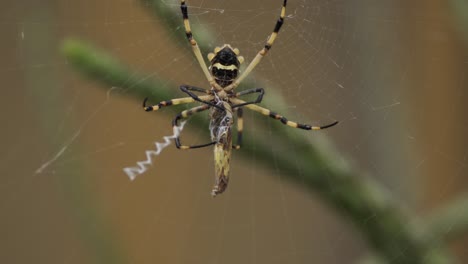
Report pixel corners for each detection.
[225,0,287,91]
[172,104,215,149]
[230,98,338,130]
[180,1,218,89]
[143,95,213,111]
[233,107,243,150]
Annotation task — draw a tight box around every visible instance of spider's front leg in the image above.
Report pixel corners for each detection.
[180,1,219,89]
[224,0,287,92]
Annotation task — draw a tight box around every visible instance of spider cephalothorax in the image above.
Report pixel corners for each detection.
[208,44,245,87]
[142,0,338,196]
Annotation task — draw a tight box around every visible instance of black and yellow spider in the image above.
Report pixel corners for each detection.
[143,0,338,196]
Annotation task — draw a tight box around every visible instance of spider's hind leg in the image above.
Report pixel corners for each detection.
[172,104,216,149]
[232,107,243,150]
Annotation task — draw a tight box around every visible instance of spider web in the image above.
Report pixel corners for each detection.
[2,0,468,263]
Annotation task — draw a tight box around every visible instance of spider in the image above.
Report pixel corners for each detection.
[143,0,338,196]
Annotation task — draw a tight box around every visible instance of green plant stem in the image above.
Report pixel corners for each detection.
[450,0,468,44]
[425,194,468,242]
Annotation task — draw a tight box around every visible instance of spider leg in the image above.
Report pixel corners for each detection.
[224,0,287,92]
[230,98,338,130]
[180,1,219,89]
[143,95,213,111]
[179,84,211,94]
[180,85,225,111]
[172,104,216,149]
[231,88,264,108]
[232,107,243,150]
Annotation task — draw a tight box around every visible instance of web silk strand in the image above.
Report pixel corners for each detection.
[123,121,186,181]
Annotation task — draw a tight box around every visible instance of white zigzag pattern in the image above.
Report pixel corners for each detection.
[123,121,186,181]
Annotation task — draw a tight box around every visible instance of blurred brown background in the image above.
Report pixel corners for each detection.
[1,0,467,263]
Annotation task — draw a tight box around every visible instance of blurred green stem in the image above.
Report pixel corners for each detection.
[450,0,468,44]
[425,195,468,242]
